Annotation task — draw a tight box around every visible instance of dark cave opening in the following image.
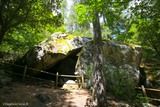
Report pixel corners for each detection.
[40,48,82,86]
[12,47,82,87]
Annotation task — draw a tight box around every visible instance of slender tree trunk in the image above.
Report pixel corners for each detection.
[93,12,102,44]
[92,11,107,107]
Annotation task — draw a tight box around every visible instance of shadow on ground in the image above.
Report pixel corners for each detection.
[0,81,89,107]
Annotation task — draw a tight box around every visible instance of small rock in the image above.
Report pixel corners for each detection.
[62,80,79,90]
[35,94,51,103]
[142,103,156,107]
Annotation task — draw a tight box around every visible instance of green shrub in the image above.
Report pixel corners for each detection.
[105,67,137,102]
[85,64,140,103]
[135,93,150,105]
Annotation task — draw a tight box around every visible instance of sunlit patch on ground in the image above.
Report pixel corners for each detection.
[0,82,90,107]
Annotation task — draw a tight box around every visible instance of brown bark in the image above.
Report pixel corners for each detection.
[91,10,107,107]
[92,44,107,107]
[92,11,102,44]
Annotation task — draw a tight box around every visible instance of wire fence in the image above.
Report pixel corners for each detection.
[0,61,84,88]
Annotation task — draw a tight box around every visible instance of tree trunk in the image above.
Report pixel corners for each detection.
[92,12,102,44]
[92,44,107,107]
[91,11,107,107]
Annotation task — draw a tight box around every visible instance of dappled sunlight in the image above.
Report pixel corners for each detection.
[0,81,90,107]
[0,0,160,106]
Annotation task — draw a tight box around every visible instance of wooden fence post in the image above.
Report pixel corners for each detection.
[23,65,27,81]
[141,85,147,97]
[56,72,59,88]
[81,74,84,88]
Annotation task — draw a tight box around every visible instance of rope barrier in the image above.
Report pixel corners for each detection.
[11,72,55,83]
[0,61,81,78]
[0,61,84,88]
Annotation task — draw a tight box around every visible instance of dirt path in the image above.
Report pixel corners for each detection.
[0,82,90,107]
[64,90,90,107]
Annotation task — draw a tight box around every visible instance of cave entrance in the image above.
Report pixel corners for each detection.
[45,48,82,86]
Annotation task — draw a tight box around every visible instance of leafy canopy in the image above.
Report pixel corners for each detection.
[0,0,63,54]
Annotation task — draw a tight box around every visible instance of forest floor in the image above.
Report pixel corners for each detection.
[0,81,90,107]
[0,81,140,107]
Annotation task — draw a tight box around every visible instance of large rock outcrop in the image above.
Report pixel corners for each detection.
[16,32,90,72]
[15,32,142,90]
[75,41,142,89]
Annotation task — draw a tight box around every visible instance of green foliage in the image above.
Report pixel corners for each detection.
[138,19,160,56]
[85,63,142,103]
[105,68,136,102]
[74,4,89,25]
[101,25,112,40]
[53,25,66,33]
[123,0,160,57]
[74,0,131,40]
[0,0,63,43]
[0,0,64,56]
[110,0,160,58]
[1,25,47,54]
[0,24,66,55]
[72,29,92,38]
[135,93,150,106]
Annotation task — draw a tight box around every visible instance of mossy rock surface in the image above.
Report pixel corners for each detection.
[16,32,91,71]
[75,41,142,101]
